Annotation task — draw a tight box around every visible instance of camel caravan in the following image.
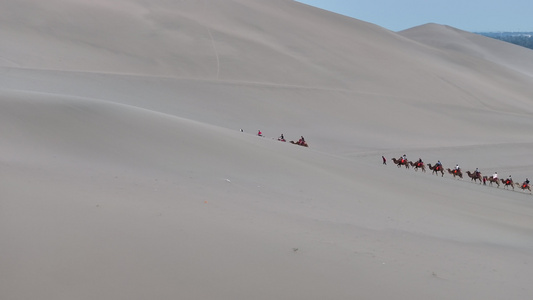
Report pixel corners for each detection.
[389,155,531,194]
[254,130,309,147]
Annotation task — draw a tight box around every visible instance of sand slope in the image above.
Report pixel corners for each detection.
[2,0,533,299]
[399,23,533,77]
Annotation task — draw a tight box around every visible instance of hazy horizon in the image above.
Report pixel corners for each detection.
[296,0,533,32]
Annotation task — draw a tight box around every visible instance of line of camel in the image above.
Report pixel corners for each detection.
[390,157,531,192]
[254,130,309,147]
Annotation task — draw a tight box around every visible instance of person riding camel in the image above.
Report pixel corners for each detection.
[401,154,407,164]
[522,178,530,188]
[278,134,285,142]
[416,158,423,168]
[257,130,263,137]
[475,168,480,177]
[435,160,442,170]
[298,136,306,146]
[455,164,461,174]
[492,172,498,180]
[506,175,512,185]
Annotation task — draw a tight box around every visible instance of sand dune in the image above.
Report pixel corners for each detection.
[2,0,533,299]
[399,23,533,77]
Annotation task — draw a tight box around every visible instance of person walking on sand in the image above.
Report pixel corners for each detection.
[382,156,387,165]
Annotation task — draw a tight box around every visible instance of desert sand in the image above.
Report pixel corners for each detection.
[2,0,533,299]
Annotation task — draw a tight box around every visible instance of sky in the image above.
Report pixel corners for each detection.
[296,0,533,32]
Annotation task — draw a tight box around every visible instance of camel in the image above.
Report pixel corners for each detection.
[290,140,308,147]
[515,182,531,192]
[466,171,482,184]
[409,161,426,172]
[391,158,410,169]
[500,178,514,190]
[447,168,463,178]
[483,176,500,187]
[427,163,444,177]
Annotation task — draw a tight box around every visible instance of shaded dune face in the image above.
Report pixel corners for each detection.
[2,1,533,300]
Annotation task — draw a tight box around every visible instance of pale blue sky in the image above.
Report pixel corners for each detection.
[296,0,533,32]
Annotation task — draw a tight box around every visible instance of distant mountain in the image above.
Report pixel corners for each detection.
[476,32,533,50]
